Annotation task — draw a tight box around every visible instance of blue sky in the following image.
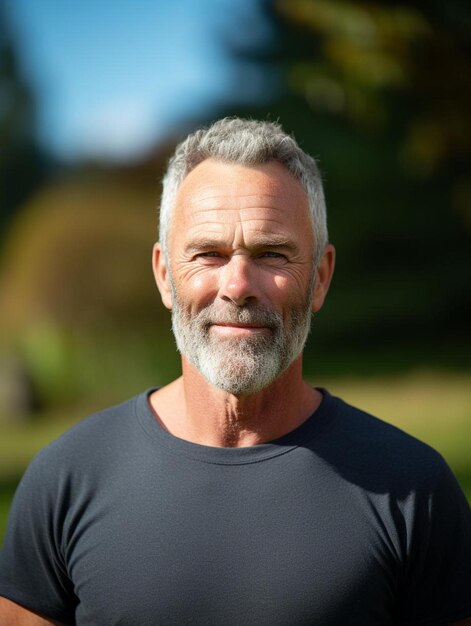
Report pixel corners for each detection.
[8,0,275,162]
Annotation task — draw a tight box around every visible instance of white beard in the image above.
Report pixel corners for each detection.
[169,278,314,396]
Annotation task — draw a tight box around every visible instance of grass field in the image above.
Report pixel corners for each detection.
[1,370,470,543]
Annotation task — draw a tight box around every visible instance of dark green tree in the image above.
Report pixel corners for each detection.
[0,0,45,242]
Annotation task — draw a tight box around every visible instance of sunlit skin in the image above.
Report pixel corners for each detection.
[151,159,335,447]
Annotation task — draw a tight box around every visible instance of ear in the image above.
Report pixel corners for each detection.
[311,244,336,314]
[152,242,173,310]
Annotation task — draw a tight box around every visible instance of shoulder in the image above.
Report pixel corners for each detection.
[318,390,459,498]
[21,391,150,489]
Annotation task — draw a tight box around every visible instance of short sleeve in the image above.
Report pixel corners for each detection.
[0,450,77,624]
[399,455,471,625]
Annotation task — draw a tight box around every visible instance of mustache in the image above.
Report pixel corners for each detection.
[185,303,282,328]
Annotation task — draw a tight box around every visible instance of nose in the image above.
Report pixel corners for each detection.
[218,254,256,306]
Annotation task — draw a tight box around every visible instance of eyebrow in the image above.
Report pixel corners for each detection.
[184,237,299,255]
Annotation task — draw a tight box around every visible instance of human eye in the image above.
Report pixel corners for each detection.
[261,251,285,258]
[193,251,225,264]
[259,250,288,262]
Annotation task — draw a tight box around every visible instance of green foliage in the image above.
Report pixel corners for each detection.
[279,1,427,123]
[11,325,179,408]
[276,0,471,188]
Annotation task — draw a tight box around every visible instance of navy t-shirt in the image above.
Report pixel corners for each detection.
[0,389,470,625]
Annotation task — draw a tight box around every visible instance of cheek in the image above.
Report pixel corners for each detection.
[264,275,302,317]
[271,274,290,294]
[192,274,217,300]
[271,271,308,301]
[174,267,219,307]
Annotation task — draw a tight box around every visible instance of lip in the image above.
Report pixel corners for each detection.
[210,323,269,337]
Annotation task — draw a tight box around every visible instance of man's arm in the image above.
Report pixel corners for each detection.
[0,596,65,625]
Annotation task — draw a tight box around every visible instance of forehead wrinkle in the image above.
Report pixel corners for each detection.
[187,189,290,211]
[183,205,305,232]
[243,215,293,227]
[184,214,296,239]
[184,205,297,222]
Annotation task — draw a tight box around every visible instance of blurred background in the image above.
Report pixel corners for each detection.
[1,0,470,540]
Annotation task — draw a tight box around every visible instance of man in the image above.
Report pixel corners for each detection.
[0,118,469,625]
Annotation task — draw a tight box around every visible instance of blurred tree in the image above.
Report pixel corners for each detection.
[0,163,180,410]
[0,0,45,244]
[276,0,471,221]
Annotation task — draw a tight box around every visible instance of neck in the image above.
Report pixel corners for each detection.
[149,356,322,447]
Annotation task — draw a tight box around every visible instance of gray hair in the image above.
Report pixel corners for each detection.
[159,117,328,266]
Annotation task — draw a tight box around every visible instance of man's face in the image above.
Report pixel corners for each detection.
[160,159,322,395]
